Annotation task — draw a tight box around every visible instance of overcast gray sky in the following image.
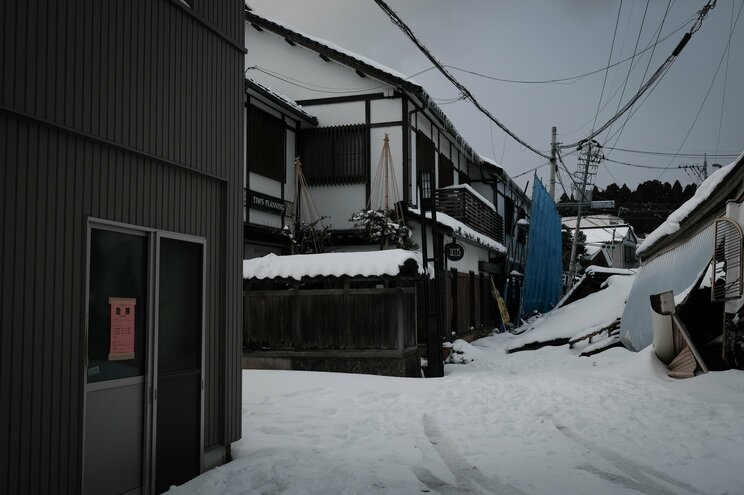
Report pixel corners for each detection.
[248,0,743,191]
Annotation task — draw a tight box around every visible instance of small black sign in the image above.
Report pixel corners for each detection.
[248,190,287,214]
[445,241,465,261]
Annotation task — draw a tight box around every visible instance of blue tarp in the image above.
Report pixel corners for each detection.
[522,178,563,316]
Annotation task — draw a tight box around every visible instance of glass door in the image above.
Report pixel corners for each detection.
[84,227,149,495]
[153,235,205,493]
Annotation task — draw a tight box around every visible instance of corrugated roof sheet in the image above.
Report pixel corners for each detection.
[619,224,713,351]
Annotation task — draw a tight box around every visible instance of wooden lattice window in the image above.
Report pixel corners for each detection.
[247,105,286,182]
[299,124,368,185]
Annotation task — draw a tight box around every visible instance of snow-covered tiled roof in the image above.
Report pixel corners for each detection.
[246,11,421,90]
[246,78,316,123]
[243,250,422,280]
[582,226,630,245]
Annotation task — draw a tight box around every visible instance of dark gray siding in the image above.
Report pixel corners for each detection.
[0,1,244,493]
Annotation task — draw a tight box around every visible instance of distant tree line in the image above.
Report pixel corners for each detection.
[558,179,697,236]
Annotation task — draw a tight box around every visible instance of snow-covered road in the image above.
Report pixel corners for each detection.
[170,334,744,494]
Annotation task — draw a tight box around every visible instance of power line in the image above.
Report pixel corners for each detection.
[605,0,673,155]
[372,0,550,160]
[604,157,682,170]
[716,0,735,156]
[656,0,742,179]
[430,15,695,86]
[604,0,650,144]
[603,146,739,158]
[560,0,718,151]
[592,0,624,132]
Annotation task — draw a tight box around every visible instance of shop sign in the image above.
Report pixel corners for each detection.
[445,241,465,261]
[248,190,287,214]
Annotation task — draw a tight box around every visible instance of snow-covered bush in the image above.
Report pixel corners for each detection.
[350,209,417,250]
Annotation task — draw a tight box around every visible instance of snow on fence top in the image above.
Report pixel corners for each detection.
[408,207,507,253]
[637,150,744,256]
[441,183,496,212]
[243,249,423,281]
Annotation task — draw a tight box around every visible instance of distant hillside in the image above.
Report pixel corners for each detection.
[557,180,697,236]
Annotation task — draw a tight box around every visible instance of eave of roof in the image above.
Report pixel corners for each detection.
[246,10,422,94]
[245,10,487,165]
[245,78,318,126]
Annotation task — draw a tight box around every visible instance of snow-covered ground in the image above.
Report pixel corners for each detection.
[170,335,744,495]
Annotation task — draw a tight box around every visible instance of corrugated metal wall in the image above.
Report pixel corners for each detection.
[0,1,244,493]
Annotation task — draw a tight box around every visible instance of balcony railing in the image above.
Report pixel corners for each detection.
[436,187,504,243]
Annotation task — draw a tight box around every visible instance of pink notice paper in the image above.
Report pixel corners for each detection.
[108,297,136,361]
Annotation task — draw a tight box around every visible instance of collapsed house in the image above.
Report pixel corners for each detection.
[620,151,744,373]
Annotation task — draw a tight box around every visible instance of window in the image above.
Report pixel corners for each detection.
[416,130,436,181]
[504,196,515,234]
[300,124,368,185]
[247,105,286,182]
[457,169,470,185]
[517,208,527,244]
[624,244,637,263]
[438,153,454,188]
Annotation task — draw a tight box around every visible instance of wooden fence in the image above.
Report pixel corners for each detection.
[244,285,417,351]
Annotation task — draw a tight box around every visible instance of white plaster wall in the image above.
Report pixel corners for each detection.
[245,25,396,102]
[286,129,296,181]
[413,114,433,140]
[370,126,404,209]
[249,172,282,198]
[408,127,417,203]
[306,101,365,126]
[370,98,402,123]
[249,209,282,229]
[409,222,488,275]
[448,241,488,274]
[310,184,366,229]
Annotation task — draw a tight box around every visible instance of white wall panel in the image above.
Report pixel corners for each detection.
[310,184,366,229]
[370,98,402,123]
[245,25,396,102]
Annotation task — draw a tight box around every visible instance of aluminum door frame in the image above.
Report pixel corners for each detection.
[82,218,207,495]
[150,230,207,494]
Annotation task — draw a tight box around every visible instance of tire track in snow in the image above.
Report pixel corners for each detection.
[553,422,709,495]
[415,414,527,495]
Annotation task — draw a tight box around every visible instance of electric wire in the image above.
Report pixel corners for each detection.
[372,0,550,159]
[592,0,624,132]
[604,0,673,156]
[603,146,739,158]
[656,0,742,179]
[433,15,695,86]
[560,0,718,151]
[603,0,650,144]
[716,0,735,156]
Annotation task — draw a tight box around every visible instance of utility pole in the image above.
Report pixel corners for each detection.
[549,126,557,200]
[567,140,603,289]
